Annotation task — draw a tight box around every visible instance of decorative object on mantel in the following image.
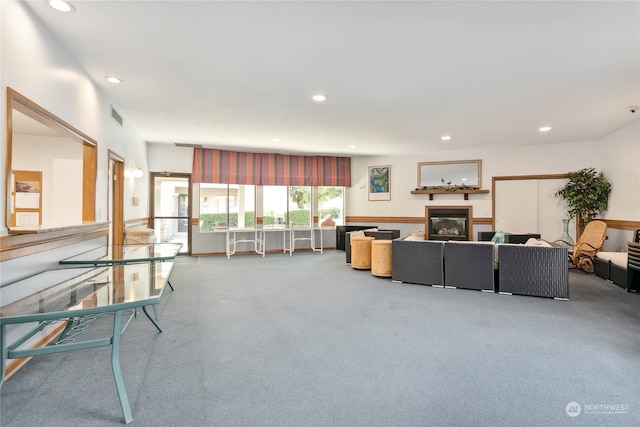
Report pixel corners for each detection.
[415,183,481,192]
[555,167,611,232]
[414,159,487,199]
[411,186,489,200]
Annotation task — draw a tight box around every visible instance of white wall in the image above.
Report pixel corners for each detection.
[1,0,149,235]
[3,0,637,243]
[147,119,638,251]
[347,131,639,222]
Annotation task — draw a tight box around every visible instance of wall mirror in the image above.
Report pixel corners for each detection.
[6,88,97,232]
[417,159,482,188]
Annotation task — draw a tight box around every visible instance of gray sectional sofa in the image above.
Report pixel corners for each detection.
[497,243,568,299]
[390,236,569,299]
[444,241,495,291]
[391,239,444,286]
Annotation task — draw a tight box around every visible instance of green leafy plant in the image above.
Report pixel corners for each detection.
[555,167,611,227]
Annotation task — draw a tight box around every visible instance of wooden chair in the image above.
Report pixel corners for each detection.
[556,220,607,272]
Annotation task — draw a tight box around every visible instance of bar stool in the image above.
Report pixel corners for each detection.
[351,236,375,270]
[371,240,393,277]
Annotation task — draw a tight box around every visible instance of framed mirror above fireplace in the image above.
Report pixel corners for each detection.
[417,159,481,188]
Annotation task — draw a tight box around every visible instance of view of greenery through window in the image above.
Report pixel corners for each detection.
[199,184,343,231]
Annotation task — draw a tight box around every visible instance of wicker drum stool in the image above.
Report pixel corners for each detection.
[371,240,393,277]
[351,236,375,270]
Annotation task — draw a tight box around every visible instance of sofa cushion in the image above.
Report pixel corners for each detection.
[491,231,506,244]
[524,238,553,247]
[610,252,628,269]
[596,252,615,262]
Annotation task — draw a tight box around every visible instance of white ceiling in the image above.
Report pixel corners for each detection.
[23,0,640,156]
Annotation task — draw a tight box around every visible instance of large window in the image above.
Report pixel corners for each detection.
[199,184,255,231]
[262,186,313,227]
[318,186,344,226]
[200,184,343,230]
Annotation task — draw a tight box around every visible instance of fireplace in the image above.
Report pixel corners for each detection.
[425,205,473,241]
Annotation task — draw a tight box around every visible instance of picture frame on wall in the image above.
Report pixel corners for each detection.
[368,165,391,201]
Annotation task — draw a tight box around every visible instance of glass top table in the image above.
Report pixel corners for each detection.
[58,242,183,265]
[0,262,174,423]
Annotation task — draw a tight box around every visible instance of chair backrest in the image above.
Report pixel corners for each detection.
[349,230,365,239]
[628,242,640,271]
[634,229,640,243]
[575,220,607,253]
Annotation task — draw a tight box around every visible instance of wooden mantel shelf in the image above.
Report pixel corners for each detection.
[410,189,490,200]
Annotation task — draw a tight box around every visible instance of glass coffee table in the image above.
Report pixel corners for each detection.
[0,262,174,423]
[59,243,182,290]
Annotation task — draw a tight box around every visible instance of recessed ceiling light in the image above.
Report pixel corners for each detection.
[441,135,452,141]
[49,0,75,13]
[106,76,122,84]
[349,144,358,148]
[272,138,281,142]
[312,94,327,102]
[539,126,552,132]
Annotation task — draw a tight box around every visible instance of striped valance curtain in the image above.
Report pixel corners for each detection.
[315,155,351,187]
[260,153,316,186]
[192,148,261,185]
[192,148,350,186]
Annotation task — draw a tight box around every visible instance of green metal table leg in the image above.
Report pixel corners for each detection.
[0,324,6,388]
[111,310,133,424]
[142,306,162,333]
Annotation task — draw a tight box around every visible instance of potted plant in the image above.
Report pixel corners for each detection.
[555,167,612,231]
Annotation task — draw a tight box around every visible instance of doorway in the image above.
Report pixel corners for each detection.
[150,172,191,254]
[108,151,125,245]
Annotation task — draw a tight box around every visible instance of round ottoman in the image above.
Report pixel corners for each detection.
[351,236,375,270]
[371,240,393,277]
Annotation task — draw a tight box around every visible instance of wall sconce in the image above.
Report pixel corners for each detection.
[124,167,143,179]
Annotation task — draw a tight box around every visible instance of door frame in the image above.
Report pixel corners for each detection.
[108,150,125,245]
[150,172,192,254]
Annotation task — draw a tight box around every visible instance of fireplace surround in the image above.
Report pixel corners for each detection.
[425,205,473,241]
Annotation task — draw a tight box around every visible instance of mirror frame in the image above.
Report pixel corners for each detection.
[6,87,98,232]
[416,159,482,189]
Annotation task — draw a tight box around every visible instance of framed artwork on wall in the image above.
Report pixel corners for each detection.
[368,165,390,201]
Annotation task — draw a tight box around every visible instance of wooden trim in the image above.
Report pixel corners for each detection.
[597,219,640,231]
[7,88,98,146]
[345,215,489,225]
[474,217,493,225]
[7,87,98,231]
[124,218,150,229]
[82,143,97,222]
[341,215,636,231]
[492,174,568,182]
[4,323,65,381]
[190,218,199,225]
[0,223,109,261]
[109,151,125,245]
[346,216,422,223]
